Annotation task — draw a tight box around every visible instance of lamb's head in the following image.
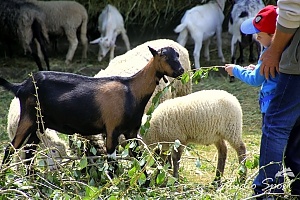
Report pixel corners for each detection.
[42,129,69,170]
[149,46,184,79]
[98,37,114,62]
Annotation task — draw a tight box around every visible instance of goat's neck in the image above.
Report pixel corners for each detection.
[129,58,161,100]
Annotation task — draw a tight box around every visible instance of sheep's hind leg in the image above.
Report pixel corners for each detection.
[230,140,247,183]
[65,30,78,64]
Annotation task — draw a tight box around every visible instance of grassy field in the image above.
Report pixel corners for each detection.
[0,34,289,199]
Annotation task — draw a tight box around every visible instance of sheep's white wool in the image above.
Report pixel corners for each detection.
[141,90,246,179]
[31,0,88,64]
[143,90,243,146]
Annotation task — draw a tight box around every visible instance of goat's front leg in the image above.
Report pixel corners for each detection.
[106,130,120,179]
[125,129,150,187]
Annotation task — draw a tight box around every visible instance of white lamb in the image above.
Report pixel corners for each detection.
[95,38,192,112]
[228,0,264,64]
[31,0,89,64]
[141,90,247,181]
[90,4,130,62]
[7,97,68,169]
[174,0,226,69]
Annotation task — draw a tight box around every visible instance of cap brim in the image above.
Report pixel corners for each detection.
[240,17,260,34]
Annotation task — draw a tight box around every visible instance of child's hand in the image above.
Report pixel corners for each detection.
[244,64,256,70]
[224,64,235,76]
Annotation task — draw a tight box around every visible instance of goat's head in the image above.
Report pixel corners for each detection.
[98,37,114,62]
[148,46,184,79]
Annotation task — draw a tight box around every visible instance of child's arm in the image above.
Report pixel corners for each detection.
[225,63,265,86]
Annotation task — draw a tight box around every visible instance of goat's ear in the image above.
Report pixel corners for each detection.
[148,46,158,57]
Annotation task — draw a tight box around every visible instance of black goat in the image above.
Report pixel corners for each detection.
[0,46,184,180]
[0,0,50,71]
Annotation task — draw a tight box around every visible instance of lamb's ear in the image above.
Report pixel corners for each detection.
[148,46,158,57]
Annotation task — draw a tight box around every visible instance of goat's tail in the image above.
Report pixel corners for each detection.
[0,78,20,96]
[174,23,188,46]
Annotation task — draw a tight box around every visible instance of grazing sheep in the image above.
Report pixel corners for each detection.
[141,90,247,181]
[228,0,264,65]
[95,39,192,112]
[174,0,226,69]
[31,0,88,64]
[7,97,68,169]
[90,4,130,62]
[0,46,184,181]
[0,0,50,71]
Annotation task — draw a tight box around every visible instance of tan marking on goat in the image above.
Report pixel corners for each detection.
[94,81,126,130]
[130,55,170,100]
[13,115,34,148]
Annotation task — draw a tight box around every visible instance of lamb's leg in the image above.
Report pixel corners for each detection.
[228,139,247,182]
[80,33,88,59]
[203,39,210,61]
[230,36,238,64]
[192,34,203,69]
[248,42,255,62]
[65,30,78,65]
[214,139,227,182]
[120,29,130,51]
[172,145,184,179]
[109,46,115,61]
[236,41,245,64]
[216,26,225,63]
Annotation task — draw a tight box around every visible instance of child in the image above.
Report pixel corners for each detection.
[224,5,278,122]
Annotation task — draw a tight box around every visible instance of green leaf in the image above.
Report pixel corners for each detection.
[195,158,201,168]
[121,148,129,158]
[138,173,147,185]
[77,140,82,148]
[156,171,166,185]
[128,166,137,177]
[79,156,88,169]
[38,159,46,167]
[180,72,190,84]
[85,185,98,197]
[90,146,97,156]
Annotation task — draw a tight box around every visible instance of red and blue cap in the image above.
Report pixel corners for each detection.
[240,5,278,35]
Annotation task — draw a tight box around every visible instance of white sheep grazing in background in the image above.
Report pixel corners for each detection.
[90,4,130,62]
[228,0,264,64]
[31,0,89,64]
[141,90,247,181]
[174,0,226,69]
[7,97,69,169]
[95,39,192,112]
